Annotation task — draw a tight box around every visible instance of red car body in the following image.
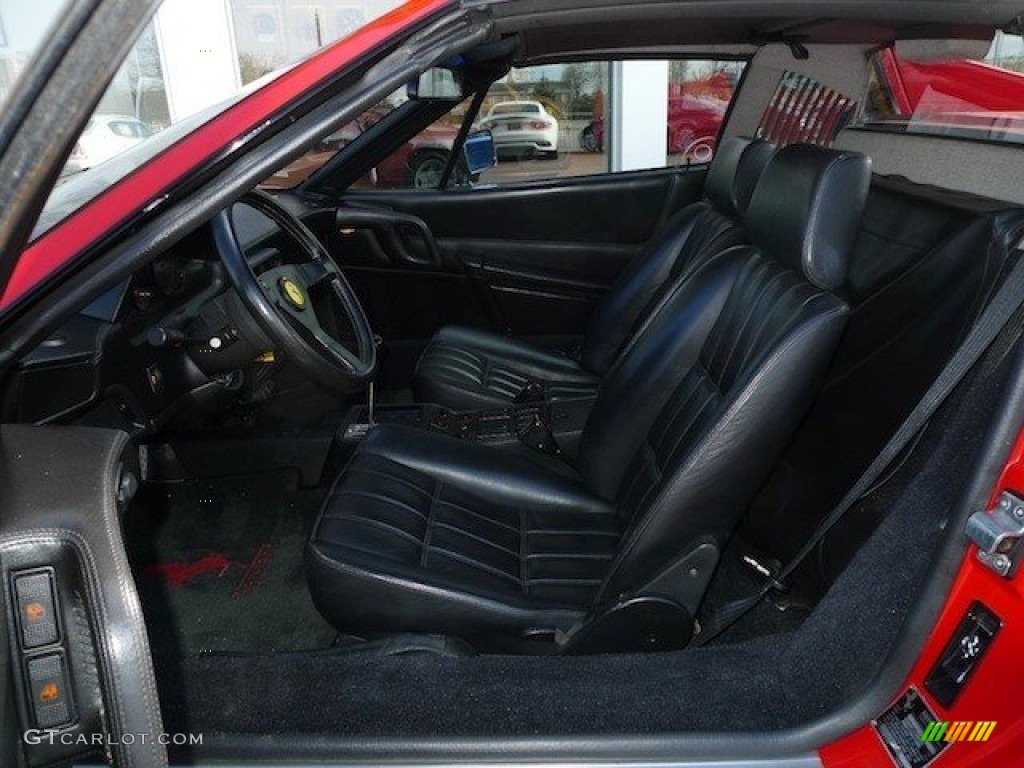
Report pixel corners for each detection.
[824,429,1024,767]
[874,48,1024,139]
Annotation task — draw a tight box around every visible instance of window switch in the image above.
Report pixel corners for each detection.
[14,571,60,649]
[26,653,73,729]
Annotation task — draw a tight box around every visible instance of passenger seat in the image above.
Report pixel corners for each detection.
[412,137,775,411]
[306,144,870,651]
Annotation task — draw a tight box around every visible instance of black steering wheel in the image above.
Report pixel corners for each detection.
[212,191,377,394]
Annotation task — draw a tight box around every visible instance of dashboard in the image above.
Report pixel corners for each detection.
[1,215,298,432]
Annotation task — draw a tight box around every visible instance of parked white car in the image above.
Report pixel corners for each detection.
[63,114,152,176]
[479,100,559,159]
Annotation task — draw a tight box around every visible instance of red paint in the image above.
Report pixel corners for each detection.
[821,429,1024,767]
[0,0,453,311]
[145,552,231,586]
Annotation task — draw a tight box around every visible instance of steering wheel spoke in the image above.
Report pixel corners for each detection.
[311,326,360,370]
[297,259,338,287]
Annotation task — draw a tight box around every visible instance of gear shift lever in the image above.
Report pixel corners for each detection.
[341,338,382,442]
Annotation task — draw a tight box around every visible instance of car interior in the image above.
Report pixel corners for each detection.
[3,0,1024,764]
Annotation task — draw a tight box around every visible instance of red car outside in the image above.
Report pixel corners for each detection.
[582,92,729,161]
[870,47,1024,141]
[260,116,462,190]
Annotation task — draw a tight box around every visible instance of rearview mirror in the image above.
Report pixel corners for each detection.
[407,68,465,101]
[463,129,496,176]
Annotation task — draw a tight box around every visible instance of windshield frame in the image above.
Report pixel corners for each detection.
[0,0,162,308]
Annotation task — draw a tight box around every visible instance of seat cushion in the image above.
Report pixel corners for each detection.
[413,325,599,410]
[306,425,617,650]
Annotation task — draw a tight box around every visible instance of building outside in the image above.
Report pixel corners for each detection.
[0,0,404,127]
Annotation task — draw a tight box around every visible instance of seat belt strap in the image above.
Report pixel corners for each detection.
[694,251,1024,647]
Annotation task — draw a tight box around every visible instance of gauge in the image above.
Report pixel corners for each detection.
[151,258,187,296]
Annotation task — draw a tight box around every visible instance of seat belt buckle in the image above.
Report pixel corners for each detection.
[966,491,1024,578]
[515,411,560,455]
[740,553,787,592]
[514,381,546,404]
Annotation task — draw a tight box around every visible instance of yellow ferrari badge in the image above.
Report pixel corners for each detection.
[280,277,307,310]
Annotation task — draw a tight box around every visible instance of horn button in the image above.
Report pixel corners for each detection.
[279,277,307,310]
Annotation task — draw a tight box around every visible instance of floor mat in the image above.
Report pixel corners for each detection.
[125,469,337,654]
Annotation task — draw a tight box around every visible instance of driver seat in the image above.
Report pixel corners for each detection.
[306,145,870,651]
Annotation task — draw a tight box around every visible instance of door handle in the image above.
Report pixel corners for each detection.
[335,208,442,267]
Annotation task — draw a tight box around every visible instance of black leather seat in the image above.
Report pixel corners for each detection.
[307,144,870,651]
[413,136,775,411]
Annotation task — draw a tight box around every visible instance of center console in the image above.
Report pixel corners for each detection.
[339,397,595,457]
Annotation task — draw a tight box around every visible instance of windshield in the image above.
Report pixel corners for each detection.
[0,2,71,108]
[258,88,411,190]
[33,0,405,240]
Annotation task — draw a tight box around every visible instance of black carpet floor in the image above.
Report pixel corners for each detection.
[125,469,336,655]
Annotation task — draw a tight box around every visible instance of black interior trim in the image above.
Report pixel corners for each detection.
[0,426,167,768]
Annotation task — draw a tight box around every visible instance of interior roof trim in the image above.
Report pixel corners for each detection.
[514,45,758,66]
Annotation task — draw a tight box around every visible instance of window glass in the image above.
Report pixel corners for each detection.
[481,59,745,186]
[476,62,608,185]
[260,91,411,190]
[0,0,71,108]
[859,32,1024,145]
[39,0,404,238]
[108,120,152,139]
[264,92,475,191]
[230,0,401,84]
[361,101,471,190]
[666,60,743,163]
[340,58,745,192]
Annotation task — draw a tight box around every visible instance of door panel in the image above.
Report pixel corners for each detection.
[332,166,708,340]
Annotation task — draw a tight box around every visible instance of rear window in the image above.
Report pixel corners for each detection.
[860,32,1024,145]
[108,120,149,139]
[492,103,539,115]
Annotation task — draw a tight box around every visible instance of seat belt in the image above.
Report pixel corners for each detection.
[693,252,1024,647]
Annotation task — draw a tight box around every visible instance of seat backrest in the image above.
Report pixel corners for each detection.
[743,175,1024,578]
[579,137,775,375]
[576,144,871,602]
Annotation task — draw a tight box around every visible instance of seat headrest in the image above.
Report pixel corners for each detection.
[745,144,871,291]
[704,137,775,218]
